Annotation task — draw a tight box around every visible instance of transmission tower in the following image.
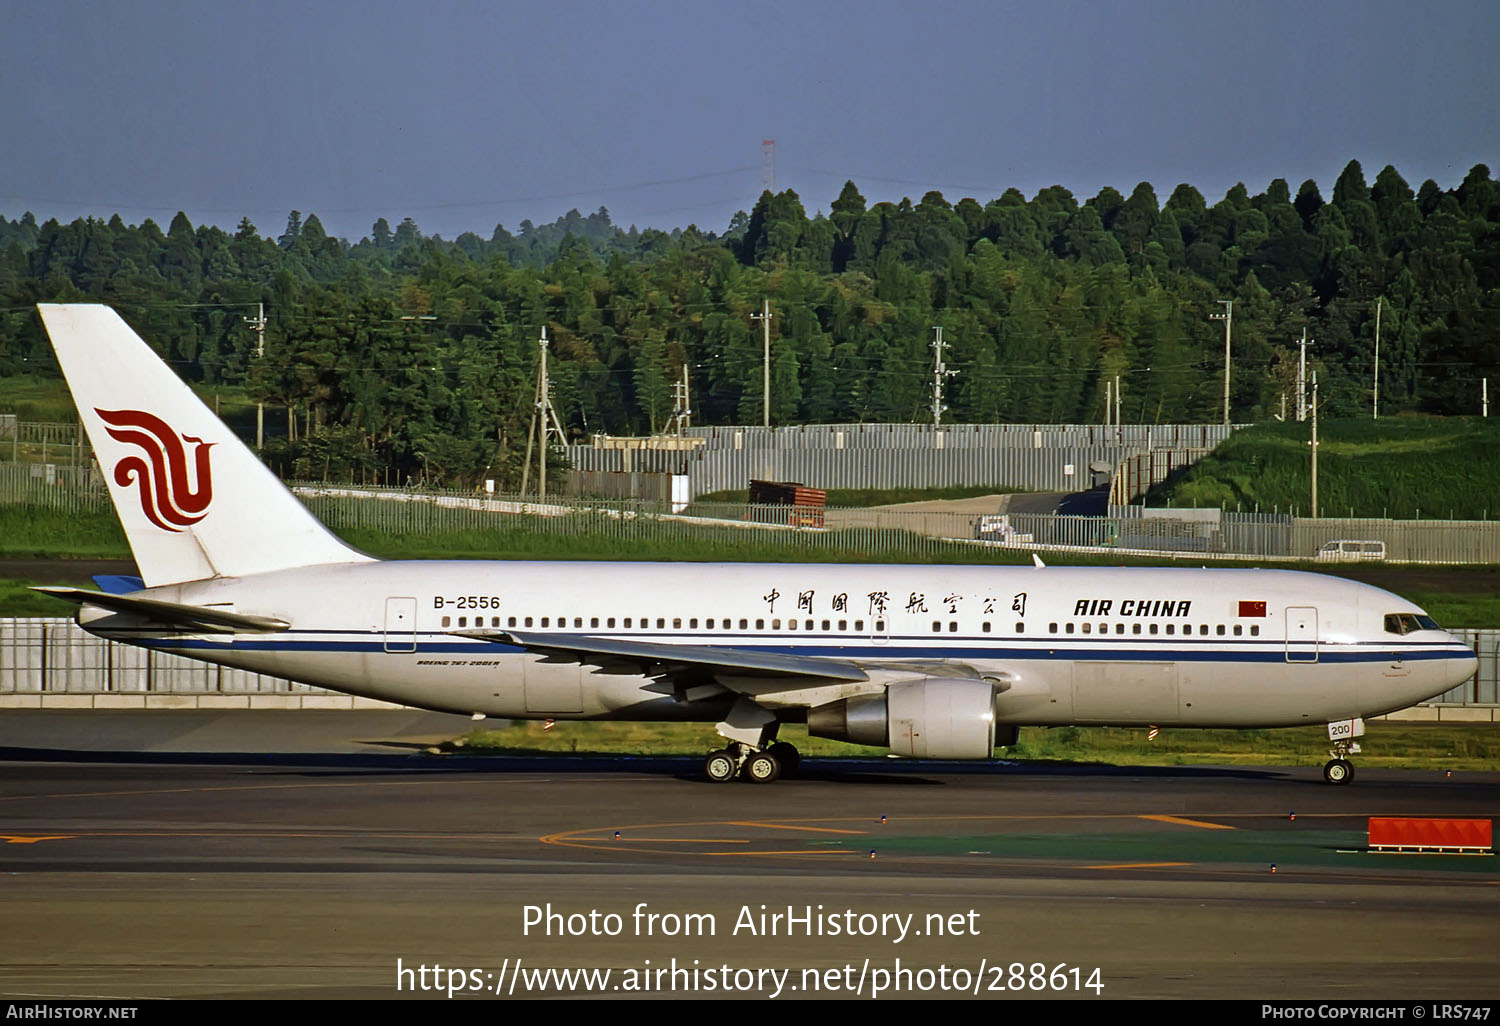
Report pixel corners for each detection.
[761,139,776,193]
[519,325,567,501]
[670,364,692,436]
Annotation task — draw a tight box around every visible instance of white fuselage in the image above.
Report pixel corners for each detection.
[80,562,1477,729]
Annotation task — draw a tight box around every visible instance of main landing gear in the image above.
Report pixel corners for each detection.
[1322,738,1360,785]
[703,741,800,783]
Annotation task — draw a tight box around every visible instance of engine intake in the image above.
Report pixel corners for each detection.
[808,679,997,759]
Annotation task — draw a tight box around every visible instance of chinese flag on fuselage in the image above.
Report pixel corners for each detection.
[1238,600,1267,617]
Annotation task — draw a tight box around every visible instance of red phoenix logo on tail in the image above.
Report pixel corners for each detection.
[95,409,215,532]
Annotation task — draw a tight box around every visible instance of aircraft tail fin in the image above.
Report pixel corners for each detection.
[37,304,373,587]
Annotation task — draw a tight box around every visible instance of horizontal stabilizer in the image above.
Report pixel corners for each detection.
[33,587,290,634]
[452,629,870,683]
[92,575,146,595]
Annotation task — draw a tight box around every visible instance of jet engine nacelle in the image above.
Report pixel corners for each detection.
[808,678,997,759]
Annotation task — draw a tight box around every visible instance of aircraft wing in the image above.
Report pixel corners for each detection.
[451,629,870,683]
[33,587,290,634]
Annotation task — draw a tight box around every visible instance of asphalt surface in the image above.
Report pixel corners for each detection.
[0,712,1495,1001]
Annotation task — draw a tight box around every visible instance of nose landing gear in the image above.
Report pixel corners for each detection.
[1321,735,1361,785]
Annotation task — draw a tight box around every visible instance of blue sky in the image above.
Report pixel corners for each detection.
[2,0,1495,241]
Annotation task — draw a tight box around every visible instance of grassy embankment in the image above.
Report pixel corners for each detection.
[1151,416,1500,519]
[446,720,1500,772]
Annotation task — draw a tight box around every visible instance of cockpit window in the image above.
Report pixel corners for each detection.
[1385,613,1438,635]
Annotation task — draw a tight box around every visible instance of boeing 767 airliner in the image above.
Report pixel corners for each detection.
[33,304,1477,783]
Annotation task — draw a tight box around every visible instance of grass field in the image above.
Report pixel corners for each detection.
[1152,416,1500,519]
[447,720,1500,772]
[0,506,128,559]
[6,501,1500,624]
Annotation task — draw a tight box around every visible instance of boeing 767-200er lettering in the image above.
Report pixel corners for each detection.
[33,304,1477,783]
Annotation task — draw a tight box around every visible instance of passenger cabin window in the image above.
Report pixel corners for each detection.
[441,615,451,627]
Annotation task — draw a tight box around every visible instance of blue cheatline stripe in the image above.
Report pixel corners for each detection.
[126,631,1472,665]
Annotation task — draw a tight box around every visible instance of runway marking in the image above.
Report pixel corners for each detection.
[606,838,751,844]
[726,821,866,834]
[1086,861,1193,870]
[1,835,74,844]
[1140,814,1236,831]
[705,850,860,857]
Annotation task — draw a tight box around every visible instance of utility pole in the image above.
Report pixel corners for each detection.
[1296,328,1313,422]
[1114,374,1121,443]
[1210,300,1232,424]
[243,302,266,450]
[1310,372,1319,519]
[930,326,956,433]
[751,299,772,427]
[519,326,566,501]
[1485,378,1490,418]
[1372,298,1382,420]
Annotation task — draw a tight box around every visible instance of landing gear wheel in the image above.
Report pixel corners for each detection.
[744,751,781,783]
[1322,758,1354,785]
[704,749,738,783]
[766,742,800,777]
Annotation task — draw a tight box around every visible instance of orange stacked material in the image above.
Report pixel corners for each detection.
[748,480,827,528]
[1367,817,1492,854]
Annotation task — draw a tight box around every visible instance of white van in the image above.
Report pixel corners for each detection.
[1314,539,1387,562]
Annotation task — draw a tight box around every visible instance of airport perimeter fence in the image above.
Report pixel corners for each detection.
[1,617,1495,710]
